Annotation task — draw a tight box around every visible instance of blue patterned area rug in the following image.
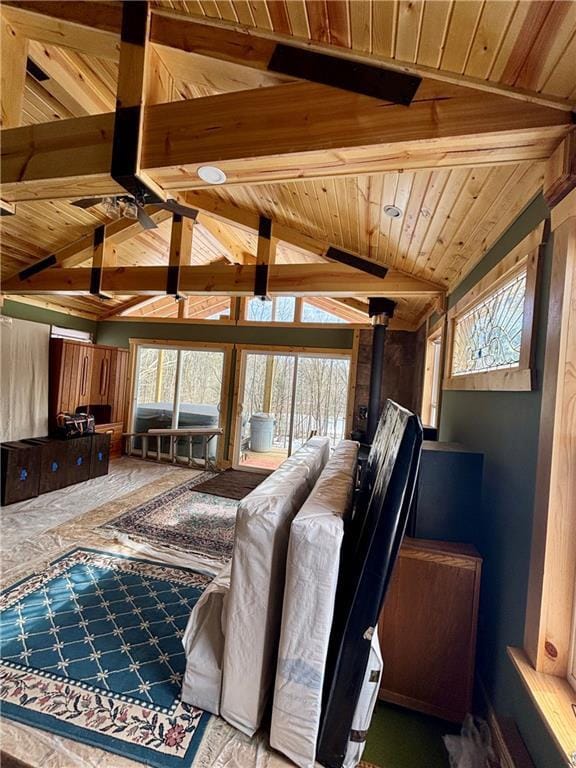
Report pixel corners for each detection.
[0,548,213,768]
[100,475,238,563]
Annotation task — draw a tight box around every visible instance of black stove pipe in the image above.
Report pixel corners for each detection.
[366,297,397,443]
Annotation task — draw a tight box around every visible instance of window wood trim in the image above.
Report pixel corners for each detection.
[126,338,233,467]
[443,223,544,392]
[524,214,576,680]
[508,647,576,763]
[421,317,445,427]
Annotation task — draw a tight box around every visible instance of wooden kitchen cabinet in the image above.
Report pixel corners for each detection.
[90,345,113,406]
[378,537,482,723]
[50,340,93,420]
[50,340,130,435]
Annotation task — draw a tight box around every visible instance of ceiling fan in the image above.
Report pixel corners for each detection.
[71,194,199,230]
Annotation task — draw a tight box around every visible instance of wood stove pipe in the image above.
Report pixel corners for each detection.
[366,298,397,443]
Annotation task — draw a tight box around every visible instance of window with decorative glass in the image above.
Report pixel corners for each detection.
[443,225,542,391]
[451,269,527,376]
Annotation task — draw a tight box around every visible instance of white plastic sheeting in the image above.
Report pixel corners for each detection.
[1,457,193,550]
[342,627,383,768]
[0,316,49,442]
[270,440,359,768]
[181,561,231,714]
[221,437,330,737]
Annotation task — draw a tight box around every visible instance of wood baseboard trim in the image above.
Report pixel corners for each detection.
[478,678,536,768]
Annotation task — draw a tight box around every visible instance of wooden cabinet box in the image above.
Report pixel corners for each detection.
[1,435,112,507]
[24,437,68,494]
[64,436,93,486]
[0,441,40,505]
[90,433,111,478]
[378,537,482,723]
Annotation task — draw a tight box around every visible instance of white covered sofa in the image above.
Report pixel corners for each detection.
[181,437,330,726]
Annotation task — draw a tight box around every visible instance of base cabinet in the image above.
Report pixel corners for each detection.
[378,537,482,723]
[95,422,124,459]
[1,435,111,507]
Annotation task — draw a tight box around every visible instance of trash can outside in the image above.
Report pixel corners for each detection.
[249,413,275,452]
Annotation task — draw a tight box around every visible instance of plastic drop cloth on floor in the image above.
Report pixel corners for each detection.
[0,708,301,768]
[443,716,498,768]
[0,457,305,768]
[1,457,192,550]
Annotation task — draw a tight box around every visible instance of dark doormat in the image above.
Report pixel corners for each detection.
[193,469,269,500]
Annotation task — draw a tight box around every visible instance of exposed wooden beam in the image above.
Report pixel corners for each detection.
[2,2,573,112]
[142,82,571,191]
[167,213,194,296]
[0,2,121,60]
[325,246,388,279]
[2,82,570,203]
[27,40,114,116]
[331,297,369,316]
[0,199,16,216]
[112,0,164,203]
[254,215,274,296]
[99,295,150,319]
[2,263,445,298]
[196,214,255,265]
[146,46,175,105]
[152,44,288,93]
[89,225,113,298]
[7,208,173,281]
[1,15,28,128]
[544,133,576,208]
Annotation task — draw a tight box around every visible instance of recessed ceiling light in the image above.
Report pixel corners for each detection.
[383,205,402,218]
[197,165,227,185]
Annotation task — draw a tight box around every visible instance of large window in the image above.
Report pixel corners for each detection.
[131,342,228,463]
[242,296,368,325]
[245,297,296,322]
[444,224,542,392]
[234,348,352,471]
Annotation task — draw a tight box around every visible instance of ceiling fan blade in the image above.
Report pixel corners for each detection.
[162,199,199,220]
[137,206,158,230]
[71,197,105,209]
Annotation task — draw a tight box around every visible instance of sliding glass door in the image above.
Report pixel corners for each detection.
[132,344,225,463]
[235,350,351,471]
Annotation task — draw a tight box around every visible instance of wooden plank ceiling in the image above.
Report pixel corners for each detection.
[1,1,575,326]
[152,0,576,103]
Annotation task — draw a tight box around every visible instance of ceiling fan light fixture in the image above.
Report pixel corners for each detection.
[122,199,139,220]
[383,205,403,219]
[197,165,227,185]
[102,196,120,219]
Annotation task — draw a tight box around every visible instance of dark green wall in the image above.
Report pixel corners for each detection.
[1,299,98,335]
[439,194,564,768]
[96,320,355,350]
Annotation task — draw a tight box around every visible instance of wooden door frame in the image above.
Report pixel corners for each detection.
[127,338,233,467]
[229,343,355,472]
